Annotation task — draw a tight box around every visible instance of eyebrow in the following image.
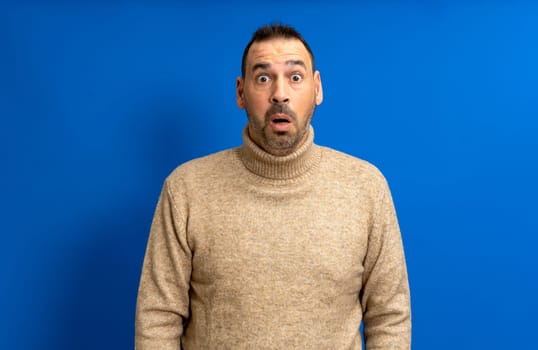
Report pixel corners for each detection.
[251,60,307,72]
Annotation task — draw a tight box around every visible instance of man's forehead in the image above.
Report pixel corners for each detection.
[247,38,312,69]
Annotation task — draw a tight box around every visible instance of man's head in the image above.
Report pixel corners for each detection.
[236,24,323,157]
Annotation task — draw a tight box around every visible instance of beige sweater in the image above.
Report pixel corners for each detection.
[135,126,411,349]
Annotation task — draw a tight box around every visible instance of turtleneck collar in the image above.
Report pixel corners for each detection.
[237,125,321,180]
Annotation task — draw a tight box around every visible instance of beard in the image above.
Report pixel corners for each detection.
[246,100,316,156]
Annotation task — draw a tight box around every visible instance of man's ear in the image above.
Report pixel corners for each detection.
[314,70,323,105]
[236,77,245,109]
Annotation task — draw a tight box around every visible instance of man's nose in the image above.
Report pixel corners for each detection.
[271,77,290,104]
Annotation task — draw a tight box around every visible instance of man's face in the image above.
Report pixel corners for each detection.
[236,38,323,156]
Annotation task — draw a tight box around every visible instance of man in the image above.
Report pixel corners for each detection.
[136,24,411,349]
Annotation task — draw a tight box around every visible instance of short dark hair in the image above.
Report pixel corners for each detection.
[241,23,315,77]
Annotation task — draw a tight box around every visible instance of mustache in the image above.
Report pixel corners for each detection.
[264,103,297,121]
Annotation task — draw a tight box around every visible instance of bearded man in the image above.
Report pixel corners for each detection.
[136,23,411,350]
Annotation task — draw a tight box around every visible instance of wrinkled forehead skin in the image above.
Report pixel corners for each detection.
[244,38,314,78]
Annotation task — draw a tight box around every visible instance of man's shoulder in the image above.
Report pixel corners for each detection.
[319,146,385,176]
[166,147,238,184]
[318,145,388,187]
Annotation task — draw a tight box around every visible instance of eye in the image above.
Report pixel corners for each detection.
[256,74,270,84]
[290,73,303,83]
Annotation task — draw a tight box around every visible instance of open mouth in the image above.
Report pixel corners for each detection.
[270,114,291,124]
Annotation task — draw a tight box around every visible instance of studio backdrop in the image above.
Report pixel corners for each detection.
[2,1,537,349]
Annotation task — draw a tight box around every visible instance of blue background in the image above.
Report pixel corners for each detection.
[2,1,537,349]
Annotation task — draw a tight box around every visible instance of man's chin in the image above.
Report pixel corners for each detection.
[261,125,310,156]
[264,137,300,156]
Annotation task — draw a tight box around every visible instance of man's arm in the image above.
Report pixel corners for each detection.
[360,180,411,349]
[135,179,192,350]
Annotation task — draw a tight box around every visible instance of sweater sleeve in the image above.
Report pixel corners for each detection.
[135,179,192,350]
[360,179,411,349]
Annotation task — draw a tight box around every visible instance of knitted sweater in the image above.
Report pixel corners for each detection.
[135,126,411,349]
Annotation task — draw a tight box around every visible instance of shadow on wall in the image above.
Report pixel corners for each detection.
[44,95,216,349]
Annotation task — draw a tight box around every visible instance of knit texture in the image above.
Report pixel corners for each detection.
[135,126,411,349]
